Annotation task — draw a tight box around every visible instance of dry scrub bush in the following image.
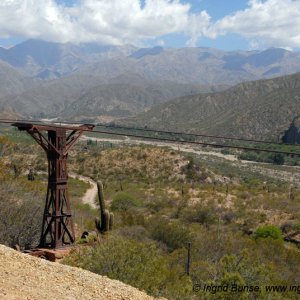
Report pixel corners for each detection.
[0,160,43,249]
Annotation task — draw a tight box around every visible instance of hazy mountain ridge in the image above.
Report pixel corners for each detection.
[119,72,300,140]
[0,40,299,84]
[0,72,225,118]
[61,81,226,120]
[0,60,38,100]
[0,73,107,116]
[0,40,300,120]
[76,47,300,86]
[0,39,137,79]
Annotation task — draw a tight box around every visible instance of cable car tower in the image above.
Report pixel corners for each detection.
[12,122,94,249]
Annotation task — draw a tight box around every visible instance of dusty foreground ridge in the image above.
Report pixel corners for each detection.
[0,244,161,300]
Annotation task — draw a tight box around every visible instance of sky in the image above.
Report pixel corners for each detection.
[0,0,299,51]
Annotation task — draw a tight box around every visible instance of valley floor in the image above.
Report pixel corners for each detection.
[81,135,300,184]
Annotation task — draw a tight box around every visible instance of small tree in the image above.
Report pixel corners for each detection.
[270,153,284,165]
[253,225,283,241]
[111,192,140,211]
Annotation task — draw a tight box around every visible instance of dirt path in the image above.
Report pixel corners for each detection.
[69,173,98,209]
[37,171,98,209]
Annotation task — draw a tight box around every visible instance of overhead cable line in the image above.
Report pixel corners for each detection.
[95,123,294,147]
[0,118,300,156]
[86,128,300,156]
[1,119,297,156]
[0,118,297,148]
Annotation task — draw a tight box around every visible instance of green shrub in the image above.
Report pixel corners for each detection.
[147,217,193,251]
[182,203,217,226]
[111,192,141,211]
[63,235,192,298]
[238,151,260,162]
[253,225,283,241]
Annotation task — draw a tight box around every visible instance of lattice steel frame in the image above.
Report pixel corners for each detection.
[12,123,94,249]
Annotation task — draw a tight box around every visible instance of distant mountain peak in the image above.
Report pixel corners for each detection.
[129,46,164,59]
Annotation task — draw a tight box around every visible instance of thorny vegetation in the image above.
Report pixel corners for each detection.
[1,130,300,299]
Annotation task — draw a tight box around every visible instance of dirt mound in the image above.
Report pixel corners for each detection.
[0,244,161,300]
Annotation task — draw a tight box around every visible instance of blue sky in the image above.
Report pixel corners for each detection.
[150,0,251,50]
[188,0,248,20]
[0,0,299,51]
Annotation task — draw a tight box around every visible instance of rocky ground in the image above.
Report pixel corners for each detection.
[0,245,162,300]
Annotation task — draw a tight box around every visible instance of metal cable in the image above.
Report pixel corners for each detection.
[0,118,297,146]
[0,118,299,156]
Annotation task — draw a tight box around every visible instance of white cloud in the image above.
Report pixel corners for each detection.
[0,0,75,42]
[1,0,299,49]
[208,0,300,49]
[185,10,211,46]
[0,0,210,45]
[156,39,165,46]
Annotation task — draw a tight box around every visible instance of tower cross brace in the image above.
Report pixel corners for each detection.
[12,123,94,249]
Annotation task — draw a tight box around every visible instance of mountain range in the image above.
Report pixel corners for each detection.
[1,40,300,84]
[0,39,137,79]
[0,39,300,129]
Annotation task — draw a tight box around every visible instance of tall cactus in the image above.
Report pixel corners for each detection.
[95,181,114,233]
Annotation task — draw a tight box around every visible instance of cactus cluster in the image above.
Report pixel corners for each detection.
[95,181,114,233]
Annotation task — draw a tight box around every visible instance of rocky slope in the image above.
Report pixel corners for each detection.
[120,72,300,141]
[0,61,37,99]
[0,72,223,119]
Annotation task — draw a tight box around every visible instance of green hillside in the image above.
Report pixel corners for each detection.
[121,72,300,140]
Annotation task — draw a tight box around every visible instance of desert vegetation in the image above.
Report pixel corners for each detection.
[66,138,300,299]
[2,129,300,299]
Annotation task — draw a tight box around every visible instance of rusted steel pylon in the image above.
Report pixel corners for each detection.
[12,123,94,249]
